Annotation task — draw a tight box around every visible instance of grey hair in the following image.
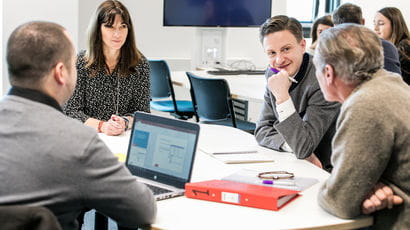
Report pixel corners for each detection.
[313,23,383,86]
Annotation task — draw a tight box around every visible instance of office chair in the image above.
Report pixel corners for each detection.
[0,205,62,230]
[95,211,150,230]
[149,60,195,120]
[186,72,256,134]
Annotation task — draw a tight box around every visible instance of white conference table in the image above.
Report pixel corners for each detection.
[100,124,372,230]
[170,70,266,103]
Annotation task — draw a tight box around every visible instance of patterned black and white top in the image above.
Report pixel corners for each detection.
[63,51,150,122]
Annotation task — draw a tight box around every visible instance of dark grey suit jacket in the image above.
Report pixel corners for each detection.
[381,38,401,74]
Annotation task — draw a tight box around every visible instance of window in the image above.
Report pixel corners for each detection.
[286,0,340,38]
[286,0,316,23]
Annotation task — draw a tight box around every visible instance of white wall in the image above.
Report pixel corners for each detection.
[2,0,410,96]
[0,1,3,96]
[1,0,79,95]
[341,0,410,28]
[77,0,286,71]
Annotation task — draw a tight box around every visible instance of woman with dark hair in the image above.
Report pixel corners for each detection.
[374,7,410,84]
[64,0,150,136]
[308,15,333,54]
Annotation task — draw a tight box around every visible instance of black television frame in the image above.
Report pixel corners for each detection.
[163,0,272,28]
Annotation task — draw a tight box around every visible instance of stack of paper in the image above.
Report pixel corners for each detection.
[222,169,319,191]
[213,153,275,164]
[197,124,275,163]
[198,124,258,155]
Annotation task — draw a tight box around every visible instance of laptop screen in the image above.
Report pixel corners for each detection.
[126,112,199,188]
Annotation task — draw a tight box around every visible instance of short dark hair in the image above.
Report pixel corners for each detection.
[311,15,334,43]
[7,21,73,86]
[332,3,362,25]
[259,15,303,44]
[86,0,142,77]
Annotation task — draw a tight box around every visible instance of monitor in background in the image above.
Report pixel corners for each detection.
[163,0,272,27]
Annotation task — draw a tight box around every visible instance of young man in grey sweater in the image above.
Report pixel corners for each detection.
[255,15,340,171]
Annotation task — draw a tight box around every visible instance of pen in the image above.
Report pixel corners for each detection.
[270,67,298,83]
[262,180,296,186]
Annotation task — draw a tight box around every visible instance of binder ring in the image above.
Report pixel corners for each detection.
[257,171,294,180]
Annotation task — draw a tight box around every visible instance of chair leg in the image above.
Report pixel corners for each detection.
[117,224,151,230]
[76,209,87,230]
[171,112,196,120]
[94,211,108,230]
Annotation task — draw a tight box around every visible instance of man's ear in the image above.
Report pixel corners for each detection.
[324,64,335,86]
[53,62,65,85]
[300,39,307,51]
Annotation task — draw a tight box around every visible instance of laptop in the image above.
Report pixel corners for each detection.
[125,112,200,200]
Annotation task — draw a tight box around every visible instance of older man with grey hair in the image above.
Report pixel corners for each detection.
[314,23,410,229]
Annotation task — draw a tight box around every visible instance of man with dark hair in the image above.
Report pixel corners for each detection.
[332,3,401,74]
[255,15,340,171]
[332,3,363,25]
[0,21,156,230]
[314,23,409,229]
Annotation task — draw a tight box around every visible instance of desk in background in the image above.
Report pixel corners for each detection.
[100,124,373,230]
[170,71,266,122]
[170,71,266,103]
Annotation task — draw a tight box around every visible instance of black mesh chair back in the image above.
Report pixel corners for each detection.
[186,72,237,126]
[187,72,256,133]
[149,60,195,120]
[149,60,173,99]
[0,205,62,230]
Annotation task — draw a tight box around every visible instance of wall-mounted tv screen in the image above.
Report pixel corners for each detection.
[164,0,272,27]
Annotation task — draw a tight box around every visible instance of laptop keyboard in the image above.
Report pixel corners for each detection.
[145,183,172,195]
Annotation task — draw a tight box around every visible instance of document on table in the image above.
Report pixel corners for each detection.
[198,124,275,163]
[198,124,258,154]
[213,153,275,164]
[222,169,319,191]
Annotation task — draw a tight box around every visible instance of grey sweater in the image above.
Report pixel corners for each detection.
[318,70,410,229]
[0,89,156,230]
[255,54,340,170]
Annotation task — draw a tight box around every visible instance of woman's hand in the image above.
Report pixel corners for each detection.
[102,115,126,136]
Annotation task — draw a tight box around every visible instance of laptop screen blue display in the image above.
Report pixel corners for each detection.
[128,120,197,181]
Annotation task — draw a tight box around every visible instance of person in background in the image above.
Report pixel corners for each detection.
[374,7,410,84]
[0,21,156,230]
[332,3,402,75]
[307,15,334,55]
[255,15,340,172]
[314,23,409,229]
[64,0,150,136]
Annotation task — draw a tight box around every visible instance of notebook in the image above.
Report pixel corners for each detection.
[198,124,258,154]
[125,112,200,200]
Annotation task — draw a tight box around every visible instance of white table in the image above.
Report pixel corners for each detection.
[170,71,266,103]
[100,124,373,230]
